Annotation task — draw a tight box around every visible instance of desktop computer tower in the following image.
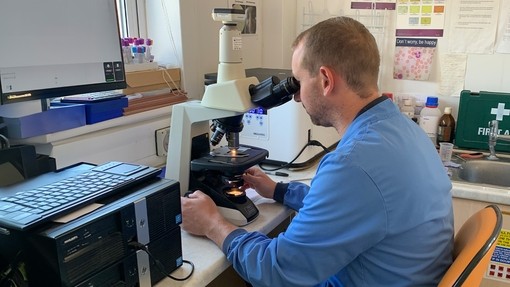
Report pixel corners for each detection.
[0,178,182,287]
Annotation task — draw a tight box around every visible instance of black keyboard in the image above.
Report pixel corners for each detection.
[0,162,161,230]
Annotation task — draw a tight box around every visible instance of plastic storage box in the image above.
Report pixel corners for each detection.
[52,97,128,124]
[2,104,86,139]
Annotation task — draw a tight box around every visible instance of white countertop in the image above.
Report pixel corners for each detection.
[451,181,510,205]
[158,160,510,286]
[158,190,294,287]
[156,166,316,287]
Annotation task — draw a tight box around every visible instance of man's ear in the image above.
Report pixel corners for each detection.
[319,66,335,96]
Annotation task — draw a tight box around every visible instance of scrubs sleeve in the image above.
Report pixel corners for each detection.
[224,154,387,287]
[222,229,248,254]
[280,181,310,211]
[273,182,288,203]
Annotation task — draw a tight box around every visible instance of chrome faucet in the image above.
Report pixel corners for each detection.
[488,120,510,160]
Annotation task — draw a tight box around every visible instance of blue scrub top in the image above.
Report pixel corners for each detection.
[223,98,454,287]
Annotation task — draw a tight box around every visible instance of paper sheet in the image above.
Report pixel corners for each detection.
[395,1,445,37]
[52,203,104,223]
[448,0,500,53]
[438,53,467,97]
[496,0,510,53]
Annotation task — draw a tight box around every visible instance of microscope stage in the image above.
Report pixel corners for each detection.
[191,145,268,173]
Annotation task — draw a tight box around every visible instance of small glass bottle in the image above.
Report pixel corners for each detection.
[414,100,424,123]
[145,38,154,62]
[437,106,455,145]
[400,99,414,119]
[121,39,132,64]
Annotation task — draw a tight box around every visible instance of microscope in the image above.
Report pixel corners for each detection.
[165,7,299,226]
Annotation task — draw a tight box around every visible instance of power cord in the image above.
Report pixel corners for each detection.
[0,123,9,150]
[259,139,336,172]
[128,241,194,281]
[0,252,28,287]
[0,134,9,150]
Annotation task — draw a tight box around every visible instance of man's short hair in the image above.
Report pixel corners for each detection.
[292,17,380,98]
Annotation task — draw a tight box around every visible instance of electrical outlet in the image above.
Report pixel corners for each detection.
[155,127,170,157]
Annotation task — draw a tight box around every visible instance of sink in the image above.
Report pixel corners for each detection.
[456,159,510,187]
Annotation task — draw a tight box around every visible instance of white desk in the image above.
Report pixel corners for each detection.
[155,154,510,287]
[158,167,316,287]
[159,194,292,286]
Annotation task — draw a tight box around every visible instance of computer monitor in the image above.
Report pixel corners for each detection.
[0,0,126,106]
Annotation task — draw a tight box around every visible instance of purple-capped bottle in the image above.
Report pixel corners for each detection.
[121,39,132,64]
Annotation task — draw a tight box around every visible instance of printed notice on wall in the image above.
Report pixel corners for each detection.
[351,0,396,10]
[393,38,437,81]
[448,0,500,53]
[228,0,258,35]
[496,0,510,53]
[438,53,467,97]
[487,229,510,282]
[395,0,445,37]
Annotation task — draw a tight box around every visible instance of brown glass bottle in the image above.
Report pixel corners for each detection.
[437,107,455,144]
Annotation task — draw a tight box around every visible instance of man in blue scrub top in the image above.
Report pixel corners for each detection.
[181,16,454,286]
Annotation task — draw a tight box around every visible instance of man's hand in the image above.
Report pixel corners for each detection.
[181,190,237,247]
[243,167,277,199]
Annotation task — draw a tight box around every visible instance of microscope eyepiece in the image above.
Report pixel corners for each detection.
[249,76,300,109]
[273,76,300,99]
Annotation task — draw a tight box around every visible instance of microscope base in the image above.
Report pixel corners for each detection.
[205,187,259,226]
[218,204,258,226]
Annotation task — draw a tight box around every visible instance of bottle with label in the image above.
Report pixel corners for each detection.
[414,100,424,123]
[400,99,414,119]
[437,106,455,144]
[419,96,441,145]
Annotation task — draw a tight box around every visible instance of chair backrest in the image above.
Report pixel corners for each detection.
[438,204,503,287]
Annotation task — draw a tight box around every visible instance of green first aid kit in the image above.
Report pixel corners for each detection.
[456,90,510,152]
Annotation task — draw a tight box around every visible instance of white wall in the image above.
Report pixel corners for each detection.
[148,0,510,118]
[261,0,297,69]
[295,0,510,119]
[147,0,263,99]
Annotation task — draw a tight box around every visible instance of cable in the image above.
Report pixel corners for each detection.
[128,241,194,282]
[161,69,188,98]
[0,134,10,150]
[0,123,9,150]
[259,139,337,172]
[0,251,28,287]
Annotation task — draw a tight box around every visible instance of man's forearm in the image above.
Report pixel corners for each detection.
[206,218,239,248]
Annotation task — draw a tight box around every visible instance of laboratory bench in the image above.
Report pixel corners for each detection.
[157,167,315,287]
[158,154,510,287]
